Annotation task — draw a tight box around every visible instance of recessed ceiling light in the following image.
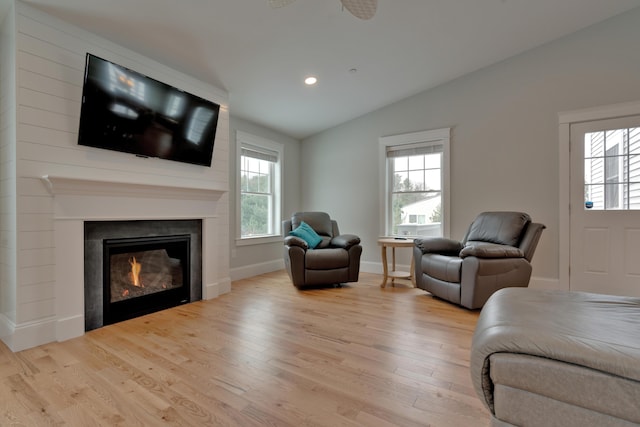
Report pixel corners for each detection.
[304,76,318,85]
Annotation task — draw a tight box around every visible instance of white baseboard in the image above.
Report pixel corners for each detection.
[230,259,406,280]
[361,260,413,276]
[366,260,560,293]
[230,259,284,281]
[5,317,57,352]
[229,259,402,282]
[529,276,565,291]
[204,277,232,299]
[57,314,85,343]
[0,313,14,350]
[360,260,382,274]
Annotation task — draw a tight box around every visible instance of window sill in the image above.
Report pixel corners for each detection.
[236,235,282,246]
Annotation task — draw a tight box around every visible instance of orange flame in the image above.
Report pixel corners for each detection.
[129,256,142,287]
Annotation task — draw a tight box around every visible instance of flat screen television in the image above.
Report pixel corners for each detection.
[77,53,220,167]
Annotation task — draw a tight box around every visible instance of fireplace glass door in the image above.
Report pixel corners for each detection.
[103,234,190,325]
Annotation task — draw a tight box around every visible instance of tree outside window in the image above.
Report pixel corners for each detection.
[236,131,283,242]
[240,155,272,236]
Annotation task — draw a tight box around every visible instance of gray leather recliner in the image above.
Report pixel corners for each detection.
[413,211,545,309]
[283,212,362,288]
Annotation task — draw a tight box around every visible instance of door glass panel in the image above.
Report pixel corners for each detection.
[583,127,640,210]
[584,158,604,184]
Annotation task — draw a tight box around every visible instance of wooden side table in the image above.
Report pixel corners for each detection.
[377,238,415,288]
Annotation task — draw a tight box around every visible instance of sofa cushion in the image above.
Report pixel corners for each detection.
[460,242,524,259]
[466,212,530,246]
[471,288,640,416]
[490,353,640,424]
[421,253,462,282]
[289,221,322,249]
[305,248,349,269]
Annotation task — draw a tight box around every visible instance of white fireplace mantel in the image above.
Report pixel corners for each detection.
[41,175,228,221]
[41,175,227,201]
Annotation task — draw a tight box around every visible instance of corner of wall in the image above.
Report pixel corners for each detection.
[0,0,18,352]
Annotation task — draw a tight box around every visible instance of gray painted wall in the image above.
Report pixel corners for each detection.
[300,8,640,284]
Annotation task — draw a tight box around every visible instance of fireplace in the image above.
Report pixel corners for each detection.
[28,175,230,352]
[84,219,202,331]
[103,234,191,326]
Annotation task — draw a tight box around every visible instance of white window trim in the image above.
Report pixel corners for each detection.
[379,127,451,238]
[235,131,284,246]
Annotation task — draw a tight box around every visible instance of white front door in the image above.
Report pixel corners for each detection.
[570,115,640,296]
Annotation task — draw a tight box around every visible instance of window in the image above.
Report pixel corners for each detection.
[236,131,283,243]
[379,128,450,237]
[584,127,640,210]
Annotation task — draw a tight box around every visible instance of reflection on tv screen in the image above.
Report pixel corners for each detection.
[78,54,220,167]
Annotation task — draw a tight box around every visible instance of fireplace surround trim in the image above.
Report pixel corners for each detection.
[40,175,230,348]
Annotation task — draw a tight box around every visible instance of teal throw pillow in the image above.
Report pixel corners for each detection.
[290,221,322,249]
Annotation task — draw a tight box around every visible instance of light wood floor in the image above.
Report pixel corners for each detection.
[0,271,490,426]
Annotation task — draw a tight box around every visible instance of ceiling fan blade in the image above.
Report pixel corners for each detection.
[269,0,296,8]
[340,0,377,20]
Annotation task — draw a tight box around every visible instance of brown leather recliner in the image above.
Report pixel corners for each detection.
[283,212,362,288]
[413,211,545,309]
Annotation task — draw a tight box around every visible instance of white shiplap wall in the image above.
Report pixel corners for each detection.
[0,3,17,335]
[6,2,230,350]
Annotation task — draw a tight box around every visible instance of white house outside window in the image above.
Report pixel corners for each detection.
[236,131,283,243]
[584,127,640,210]
[379,128,450,238]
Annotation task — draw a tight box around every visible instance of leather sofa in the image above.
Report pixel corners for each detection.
[283,212,362,288]
[413,211,545,309]
[471,287,640,427]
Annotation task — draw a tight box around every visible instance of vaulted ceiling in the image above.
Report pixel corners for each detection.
[10,0,640,138]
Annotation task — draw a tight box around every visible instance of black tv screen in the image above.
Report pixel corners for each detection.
[77,54,220,167]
